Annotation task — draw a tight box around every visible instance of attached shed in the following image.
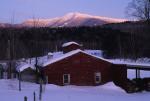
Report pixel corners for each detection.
[17,64,37,82]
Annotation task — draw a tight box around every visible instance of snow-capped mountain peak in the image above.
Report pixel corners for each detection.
[22,12,127,27]
[63,12,92,18]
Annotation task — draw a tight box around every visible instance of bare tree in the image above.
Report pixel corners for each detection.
[126,0,150,21]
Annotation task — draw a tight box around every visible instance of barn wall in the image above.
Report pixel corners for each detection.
[43,52,112,86]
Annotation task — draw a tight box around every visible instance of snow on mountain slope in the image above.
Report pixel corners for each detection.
[22,12,127,27]
[21,17,60,27]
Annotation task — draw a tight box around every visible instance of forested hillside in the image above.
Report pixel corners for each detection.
[0,26,149,60]
[103,21,150,35]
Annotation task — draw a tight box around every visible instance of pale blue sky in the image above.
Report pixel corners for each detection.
[0,0,131,23]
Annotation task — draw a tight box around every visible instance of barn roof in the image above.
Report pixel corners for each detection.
[17,64,35,72]
[43,50,150,69]
[62,41,81,47]
[43,49,111,67]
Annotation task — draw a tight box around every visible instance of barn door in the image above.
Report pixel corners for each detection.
[63,74,70,85]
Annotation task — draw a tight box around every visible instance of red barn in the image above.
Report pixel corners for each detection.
[42,42,127,86]
[43,49,113,85]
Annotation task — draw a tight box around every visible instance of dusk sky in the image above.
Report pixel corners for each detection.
[0,0,131,23]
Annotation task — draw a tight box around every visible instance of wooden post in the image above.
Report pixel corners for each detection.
[24,96,27,101]
[19,71,21,91]
[136,69,138,79]
[138,69,140,78]
[136,69,141,79]
[33,92,36,101]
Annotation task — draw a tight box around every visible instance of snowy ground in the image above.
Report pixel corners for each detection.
[0,70,150,101]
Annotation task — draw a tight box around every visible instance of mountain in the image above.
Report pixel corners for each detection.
[0,23,12,28]
[22,12,127,27]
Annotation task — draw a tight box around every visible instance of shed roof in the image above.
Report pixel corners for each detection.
[110,60,150,69]
[17,64,35,72]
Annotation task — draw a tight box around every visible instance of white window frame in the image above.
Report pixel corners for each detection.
[95,72,101,84]
[63,74,70,85]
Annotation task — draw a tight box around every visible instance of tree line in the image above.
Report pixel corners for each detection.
[0,26,149,60]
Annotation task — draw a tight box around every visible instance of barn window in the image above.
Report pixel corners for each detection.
[63,74,70,85]
[95,72,101,84]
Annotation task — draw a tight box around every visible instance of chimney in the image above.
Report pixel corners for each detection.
[47,52,53,59]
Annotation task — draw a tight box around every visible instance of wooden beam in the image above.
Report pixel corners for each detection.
[138,69,140,78]
[136,69,138,79]
[127,66,150,71]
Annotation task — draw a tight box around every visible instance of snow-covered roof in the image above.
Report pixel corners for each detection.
[110,60,150,68]
[43,50,150,68]
[17,64,35,72]
[17,50,150,69]
[126,63,150,68]
[43,49,111,67]
[62,42,81,47]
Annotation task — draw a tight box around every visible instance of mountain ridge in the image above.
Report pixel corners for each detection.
[0,12,127,28]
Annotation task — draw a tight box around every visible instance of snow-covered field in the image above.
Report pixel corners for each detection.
[0,70,149,101]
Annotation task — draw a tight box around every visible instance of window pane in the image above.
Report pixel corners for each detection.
[95,72,101,84]
[63,74,70,85]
